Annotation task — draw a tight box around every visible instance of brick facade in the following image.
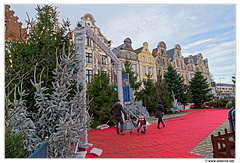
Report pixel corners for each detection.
[5,5,25,42]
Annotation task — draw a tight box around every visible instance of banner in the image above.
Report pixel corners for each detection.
[122,74,131,104]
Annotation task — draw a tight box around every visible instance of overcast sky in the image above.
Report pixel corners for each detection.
[8,2,236,84]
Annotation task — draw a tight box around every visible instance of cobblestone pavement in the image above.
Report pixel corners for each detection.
[147,110,230,158]
[190,119,230,158]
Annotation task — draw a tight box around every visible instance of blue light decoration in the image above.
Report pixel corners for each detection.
[71,65,75,70]
[122,74,131,104]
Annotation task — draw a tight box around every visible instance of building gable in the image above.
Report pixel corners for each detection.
[5,5,25,41]
[81,13,108,44]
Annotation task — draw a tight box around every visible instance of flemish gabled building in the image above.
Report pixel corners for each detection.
[184,53,210,85]
[5,5,25,46]
[5,5,26,67]
[74,13,116,83]
[184,54,195,84]
[113,40,157,84]
[152,42,211,86]
[135,42,157,82]
[166,44,188,83]
[112,38,139,80]
[152,41,171,78]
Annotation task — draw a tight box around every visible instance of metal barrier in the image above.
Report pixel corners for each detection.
[28,142,48,158]
[228,107,235,132]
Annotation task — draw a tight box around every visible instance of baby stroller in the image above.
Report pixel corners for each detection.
[123,107,145,135]
[123,118,139,135]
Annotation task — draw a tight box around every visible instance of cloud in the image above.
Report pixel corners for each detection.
[175,37,235,84]
[182,39,214,50]
[203,41,235,83]
[202,41,235,59]
[101,5,235,51]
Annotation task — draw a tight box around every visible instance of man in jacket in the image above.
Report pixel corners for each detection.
[110,100,127,135]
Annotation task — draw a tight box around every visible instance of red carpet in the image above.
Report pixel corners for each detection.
[87,109,229,158]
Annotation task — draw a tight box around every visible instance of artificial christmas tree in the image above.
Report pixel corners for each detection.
[6,5,74,113]
[5,83,41,157]
[31,49,92,158]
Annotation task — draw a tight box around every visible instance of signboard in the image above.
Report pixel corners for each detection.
[122,74,131,104]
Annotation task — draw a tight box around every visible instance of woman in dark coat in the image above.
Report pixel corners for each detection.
[155,101,165,129]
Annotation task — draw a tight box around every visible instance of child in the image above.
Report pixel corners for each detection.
[137,113,146,134]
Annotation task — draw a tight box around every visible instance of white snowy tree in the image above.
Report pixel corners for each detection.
[31,48,92,158]
[6,82,41,155]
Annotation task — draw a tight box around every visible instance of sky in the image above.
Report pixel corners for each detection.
[5,1,237,84]
[1,1,239,162]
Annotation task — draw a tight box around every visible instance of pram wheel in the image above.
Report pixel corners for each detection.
[130,131,134,135]
[141,131,146,134]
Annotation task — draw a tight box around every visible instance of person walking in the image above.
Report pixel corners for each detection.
[155,101,165,129]
[110,100,128,135]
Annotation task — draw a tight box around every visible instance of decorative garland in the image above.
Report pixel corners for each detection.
[23,21,31,39]
[66,21,72,38]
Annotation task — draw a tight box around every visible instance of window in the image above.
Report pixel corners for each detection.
[177,60,179,67]
[149,57,151,63]
[86,69,93,83]
[162,58,165,65]
[5,21,7,32]
[86,52,92,63]
[180,62,183,69]
[149,67,153,76]
[189,65,193,71]
[186,74,188,80]
[143,56,145,62]
[86,37,91,46]
[190,74,193,80]
[101,55,107,65]
[142,66,146,74]
[132,64,137,73]
[127,52,130,59]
